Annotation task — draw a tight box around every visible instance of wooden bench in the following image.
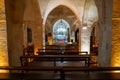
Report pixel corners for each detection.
[20,55,91,67]
[37,50,88,55]
[37,49,76,52]
[1,66,120,80]
[0,66,63,80]
[63,67,120,80]
[37,51,60,55]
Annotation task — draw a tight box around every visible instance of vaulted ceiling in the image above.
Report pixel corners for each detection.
[37,0,98,34]
[0,0,120,27]
[45,5,77,33]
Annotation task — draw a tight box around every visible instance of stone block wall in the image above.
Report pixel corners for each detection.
[111,20,120,66]
[0,23,8,65]
[23,0,43,54]
[0,0,8,70]
[111,0,120,67]
[0,22,8,72]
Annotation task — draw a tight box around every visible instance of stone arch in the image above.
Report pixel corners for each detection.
[90,22,98,33]
[44,3,81,48]
[94,0,106,24]
[43,1,81,26]
[90,22,99,55]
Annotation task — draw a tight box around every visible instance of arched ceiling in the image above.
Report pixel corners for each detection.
[83,0,98,27]
[38,0,85,25]
[38,0,98,28]
[1,0,120,26]
[0,0,99,28]
[45,5,78,33]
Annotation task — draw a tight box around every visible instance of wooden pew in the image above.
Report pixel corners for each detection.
[37,50,88,55]
[20,55,91,67]
[1,66,120,80]
[61,67,120,80]
[37,49,77,52]
[37,51,60,55]
[37,49,61,52]
[62,51,88,55]
[0,66,63,80]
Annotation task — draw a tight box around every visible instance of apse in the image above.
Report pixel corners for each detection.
[52,19,70,43]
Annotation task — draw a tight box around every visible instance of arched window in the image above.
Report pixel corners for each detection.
[53,19,70,43]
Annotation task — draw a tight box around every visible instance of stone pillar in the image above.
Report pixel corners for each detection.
[78,26,81,52]
[81,27,90,54]
[5,0,26,66]
[96,0,113,67]
[42,24,45,49]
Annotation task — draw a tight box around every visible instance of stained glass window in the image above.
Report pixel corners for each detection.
[53,19,70,43]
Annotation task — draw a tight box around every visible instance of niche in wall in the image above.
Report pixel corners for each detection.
[27,27,32,43]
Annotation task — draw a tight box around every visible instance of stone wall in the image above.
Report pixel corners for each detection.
[0,22,8,67]
[23,0,43,54]
[111,0,120,67]
[111,20,120,66]
[0,0,8,72]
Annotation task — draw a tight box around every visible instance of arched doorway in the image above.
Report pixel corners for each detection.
[90,23,98,56]
[75,28,79,42]
[53,19,70,43]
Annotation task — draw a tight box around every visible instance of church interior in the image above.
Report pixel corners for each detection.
[0,0,120,79]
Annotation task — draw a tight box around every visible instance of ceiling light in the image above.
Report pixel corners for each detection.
[82,27,87,30]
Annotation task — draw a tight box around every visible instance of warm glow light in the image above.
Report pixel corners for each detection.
[81,37,90,54]
[0,52,9,73]
[111,52,120,67]
[0,20,6,22]
[81,46,90,54]
[0,70,9,73]
[0,0,9,73]
[82,26,87,29]
[113,70,120,73]
[34,48,39,55]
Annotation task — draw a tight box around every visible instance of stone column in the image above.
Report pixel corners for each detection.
[96,0,113,67]
[42,23,45,49]
[78,25,81,52]
[81,27,90,54]
[5,0,26,66]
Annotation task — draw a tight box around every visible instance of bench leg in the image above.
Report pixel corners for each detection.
[60,71,65,80]
[54,60,56,67]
